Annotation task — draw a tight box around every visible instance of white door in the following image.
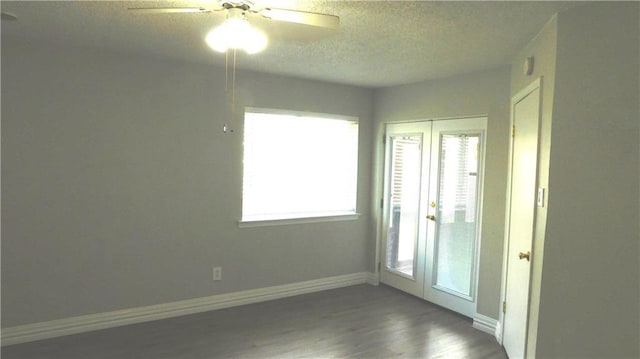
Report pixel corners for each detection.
[502,79,541,358]
[380,122,430,297]
[381,118,487,317]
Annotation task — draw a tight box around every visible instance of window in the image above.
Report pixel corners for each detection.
[241,108,359,223]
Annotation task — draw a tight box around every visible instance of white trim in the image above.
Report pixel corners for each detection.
[245,107,358,123]
[495,319,503,343]
[1,272,369,346]
[366,272,380,286]
[238,213,360,228]
[383,115,491,125]
[473,313,499,339]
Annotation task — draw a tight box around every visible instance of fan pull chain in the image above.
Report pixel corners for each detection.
[232,48,237,128]
[223,49,230,133]
[222,49,237,133]
[223,49,237,134]
[225,49,229,92]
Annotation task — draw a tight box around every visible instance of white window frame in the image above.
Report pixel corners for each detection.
[238,107,360,227]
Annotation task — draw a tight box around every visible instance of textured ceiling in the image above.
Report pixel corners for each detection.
[1,1,581,88]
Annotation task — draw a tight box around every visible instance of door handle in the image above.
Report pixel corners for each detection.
[426,215,436,221]
[518,251,531,261]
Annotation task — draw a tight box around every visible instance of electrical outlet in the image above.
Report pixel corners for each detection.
[213,266,222,281]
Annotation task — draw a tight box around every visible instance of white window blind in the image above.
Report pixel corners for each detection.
[242,109,359,222]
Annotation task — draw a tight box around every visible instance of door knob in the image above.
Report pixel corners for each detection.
[518,251,531,261]
[426,215,436,221]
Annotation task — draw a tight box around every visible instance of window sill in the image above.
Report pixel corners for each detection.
[238,213,360,228]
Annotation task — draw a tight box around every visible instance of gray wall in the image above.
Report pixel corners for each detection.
[1,39,373,327]
[511,4,640,357]
[372,68,511,319]
[535,3,639,357]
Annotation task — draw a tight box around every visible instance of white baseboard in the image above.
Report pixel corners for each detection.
[366,271,379,286]
[472,313,499,340]
[495,320,503,343]
[1,272,369,346]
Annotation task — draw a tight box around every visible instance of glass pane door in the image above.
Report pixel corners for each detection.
[385,135,422,277]
[380,122,430,297]
[434,134,480,298]
[423,118,486,318]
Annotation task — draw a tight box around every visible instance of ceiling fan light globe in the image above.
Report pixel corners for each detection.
[205,18,267,54]
[243,29,267,54]
[205,29,228,53]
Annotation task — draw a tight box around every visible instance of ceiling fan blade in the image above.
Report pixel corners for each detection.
[259,8,339,29]
[127,7,214,14]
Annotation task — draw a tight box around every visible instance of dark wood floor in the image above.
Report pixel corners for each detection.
[2,284,507,358]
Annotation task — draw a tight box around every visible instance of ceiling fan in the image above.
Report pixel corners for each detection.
[129,1,340,54]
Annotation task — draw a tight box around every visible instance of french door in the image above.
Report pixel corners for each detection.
[380,118,487,317]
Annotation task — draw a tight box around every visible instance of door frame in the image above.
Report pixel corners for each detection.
[498,77,543,351]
